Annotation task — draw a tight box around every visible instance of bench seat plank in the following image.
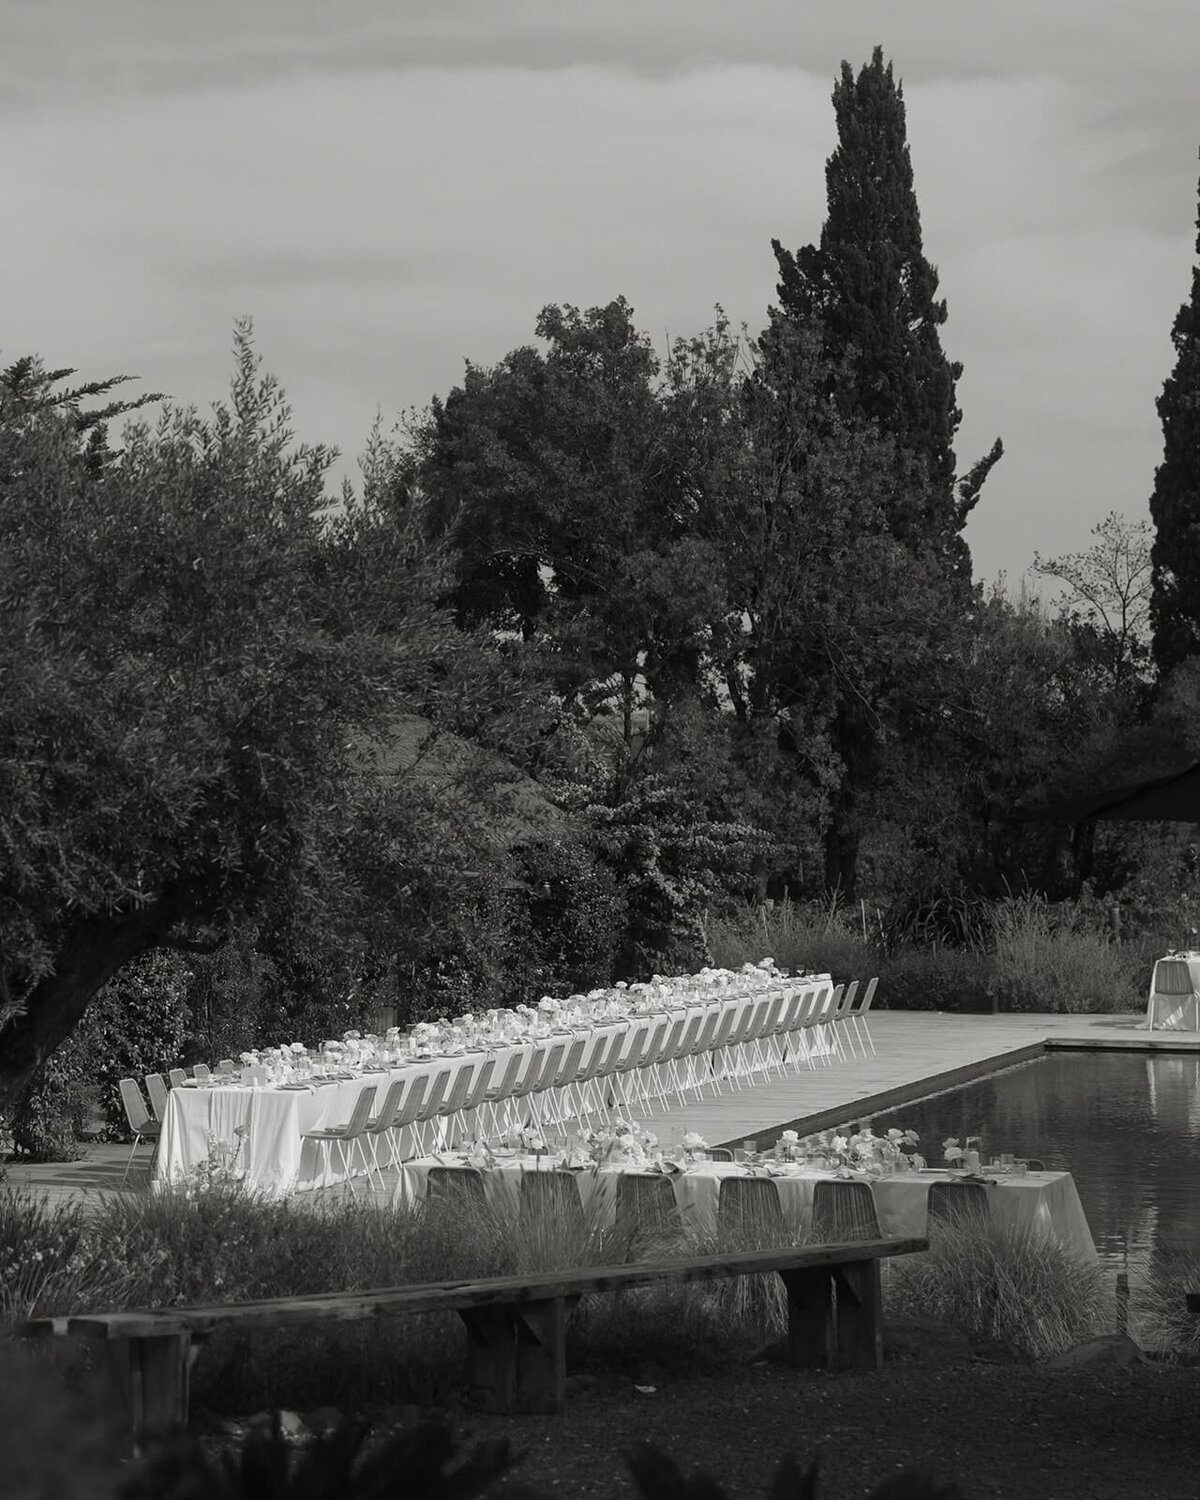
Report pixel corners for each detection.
[61,1238,926,1340]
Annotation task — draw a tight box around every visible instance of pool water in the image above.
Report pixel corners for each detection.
[773,1050,1200,1280]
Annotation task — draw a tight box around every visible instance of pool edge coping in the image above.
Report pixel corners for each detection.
[718,1027,1200,1146]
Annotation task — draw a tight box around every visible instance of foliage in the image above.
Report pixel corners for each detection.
[887,1217,1108,1359]
[1127,1252,1200,1361]
[771,45,1000,579]
[1150,162,1200,677]
[123,1415,537,1500]
[500,839,625,1004]
[988,892,1142,1013]
[874,948,995,1014]
[10,950,192,1157]
[704,898,879,983]
[879,888,994,954]
[0,325,525,1116]
[626,1443,965,1500]
[1034,510,1153,699]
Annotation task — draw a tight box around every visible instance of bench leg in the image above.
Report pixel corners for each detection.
[779,1267,835,1369]
[112,1333,192,1455]
[460,1296,572,1414]
[832,1260,884,1369]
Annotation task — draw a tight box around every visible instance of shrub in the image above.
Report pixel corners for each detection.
[988,892,1142,1013]
[885,1217,1108,1358]
[1126,1252,1200,1360]
[876,947,995,1013]
[705,897,880,983]
[9,950,193,1157]
[501,839,625,1004]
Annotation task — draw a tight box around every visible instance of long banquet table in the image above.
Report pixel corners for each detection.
[394,1157,1099,1263]
[155,978,835,1197]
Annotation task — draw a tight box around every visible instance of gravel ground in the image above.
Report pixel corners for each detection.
[450,1363,1200,1500]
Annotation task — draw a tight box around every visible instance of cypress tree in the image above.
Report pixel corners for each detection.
[772,45,999,579]
[1150,155,1200,679]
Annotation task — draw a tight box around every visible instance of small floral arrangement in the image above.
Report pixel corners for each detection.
[186,1126,248,1194]
[682,1130,709,1159]
[508,1122,548,1153]
[797,1125,922,1175]
[774,1128,804,1162]
[587,1119,657,1165]
[537,996,561,1016]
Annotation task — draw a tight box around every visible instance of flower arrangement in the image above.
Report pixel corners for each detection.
[681,1130,709,1160]
[537,996,561,1016]
[507,1122,548,1154]
[793,1125,923,1175]
[186,1126,248,1194]
[774,1129,804,1162]
[586,1119,657,1166]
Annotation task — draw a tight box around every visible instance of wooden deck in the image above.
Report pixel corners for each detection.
[1,1009,1178,1212]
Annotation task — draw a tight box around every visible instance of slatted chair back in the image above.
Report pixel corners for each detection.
[426,1165,487,1213]
[519,1168,585,1233]
[708,1147,733,1161]
[811,1180,882,1244]
[927,1180,990,1229]
[215,1060,236,1076]
[614,1172,680,1247]
[168,1069,187,1089]
[192,1064,211,1082]
[119,1078,153,1135]
[717,1176,786,1243]
[143,1074,169,1122]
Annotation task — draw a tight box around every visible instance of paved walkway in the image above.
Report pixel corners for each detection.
[2,1009,1180,1212]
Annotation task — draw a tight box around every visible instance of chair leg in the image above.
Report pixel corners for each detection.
[121,1135,142,1188]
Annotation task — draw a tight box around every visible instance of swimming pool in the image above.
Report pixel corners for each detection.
[771,1049,1200,1278]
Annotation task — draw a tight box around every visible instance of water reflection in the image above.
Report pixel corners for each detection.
[769,1051,1200,1282]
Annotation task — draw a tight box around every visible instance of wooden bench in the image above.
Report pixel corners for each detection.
[19,1236,925,1451]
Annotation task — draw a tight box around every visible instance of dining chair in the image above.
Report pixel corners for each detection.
[426,1164,487,1213]
[664,1010,706,1108]
[577,1029,628,1129]
[927,1180,991,1229]
[302,1085,377,1193]
[1023,1158,1047,1171]
[708,1147,734,1161]
[452,1057,496,1144]
[844,976,879,1056]
[561,1031,614,1130]
[680,1005,722,1100]
[385,1074,430,1167]
[362,1078,408,1176]
[810,1179,882,1243]
[717,1176,786,1244]
[167,1068,187,1089]
[215,1059,236,1076]
[410,1068,454,1158]
[192,1064,212,1082]
[118,1078,163,1186]
[614,1018,668,1115]
[802,985,841,1067]
[640,1015,688,1115]
[144,1073,169,1123]
[704,1001,744,1095]
[614,1172,681,1252]
[518,1168,585,1235]
[477,1050,527,1141]
[432,1060,477,1151]
[539,1036,587,1133]
[523,1042,567,1132]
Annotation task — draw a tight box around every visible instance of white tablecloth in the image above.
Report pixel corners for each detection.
[394,1159,1098,1263]
[1147,955,1200,1031]
[155,979,835,1197]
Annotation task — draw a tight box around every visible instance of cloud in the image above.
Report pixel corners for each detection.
[1,33,1196,581]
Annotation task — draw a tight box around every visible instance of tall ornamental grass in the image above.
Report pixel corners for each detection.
[705,897,879,981]
[988,892,1142,1013]
[0,1184,1121,1411]
[886,1217,1109,1358]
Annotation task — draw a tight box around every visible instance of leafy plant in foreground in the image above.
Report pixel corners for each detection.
[626,1442,966,1499]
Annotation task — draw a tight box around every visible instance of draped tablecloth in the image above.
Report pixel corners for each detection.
[1147,954,1200,1031]
[154,977,834,1198]
[394,1158,1098,1263]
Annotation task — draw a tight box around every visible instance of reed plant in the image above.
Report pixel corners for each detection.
[988,892,1142,1013]
[1125,1253,1200,1360]
[705,896,879,981]
[885,1217,1109,1358]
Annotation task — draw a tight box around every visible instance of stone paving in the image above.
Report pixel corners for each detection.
[2,1007,1184,1213]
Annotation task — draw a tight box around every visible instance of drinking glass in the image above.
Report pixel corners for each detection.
[999,1152,1015,1172]
[1012,1159,1029,1176]
[743,1139,759,1158]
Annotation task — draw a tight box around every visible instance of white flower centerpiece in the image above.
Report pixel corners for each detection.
[587,1119,657,1166]
[681,1130,709,1161]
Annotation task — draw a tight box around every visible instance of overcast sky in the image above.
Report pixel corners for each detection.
[4,1,1198,586]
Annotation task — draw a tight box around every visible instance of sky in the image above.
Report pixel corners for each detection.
[3,0,1199,587]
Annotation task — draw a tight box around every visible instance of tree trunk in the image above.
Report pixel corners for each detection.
[0,902,170,1122]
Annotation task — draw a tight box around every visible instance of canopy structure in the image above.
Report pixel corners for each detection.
[1013,760,1200,825]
